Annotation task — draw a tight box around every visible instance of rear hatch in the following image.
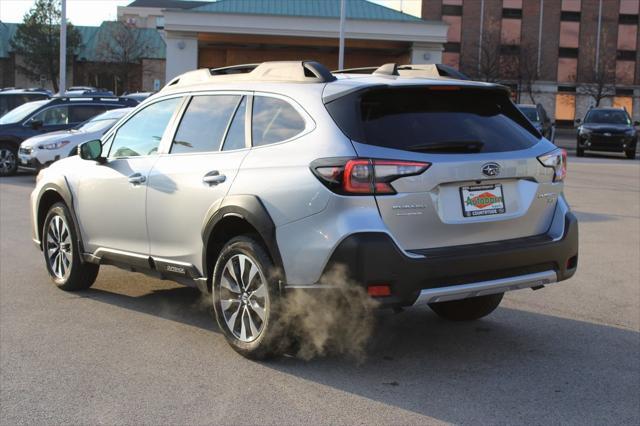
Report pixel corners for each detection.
[325,84,563,251]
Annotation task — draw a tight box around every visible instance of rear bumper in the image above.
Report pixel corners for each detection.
[316,211,578,307]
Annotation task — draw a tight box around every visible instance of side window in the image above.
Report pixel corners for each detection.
[69,105,106,123]
[171,95,240,154]
[32,106,69,126]
[252,96,306,147]
[109,97,181,158]
[222,97,247,151]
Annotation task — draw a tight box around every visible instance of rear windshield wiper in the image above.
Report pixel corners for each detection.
[405,140,484,153]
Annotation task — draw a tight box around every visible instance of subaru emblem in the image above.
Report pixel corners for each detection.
[481,162,500,177]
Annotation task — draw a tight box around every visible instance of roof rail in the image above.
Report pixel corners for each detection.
[334,63,470,80]
[163,60,336,90]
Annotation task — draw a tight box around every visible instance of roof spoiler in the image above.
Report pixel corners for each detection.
[163,60,336,90]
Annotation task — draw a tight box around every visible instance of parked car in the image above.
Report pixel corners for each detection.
[18,107,133,172]
[30,61,578,359]
[0,95,137,176]
[0,88,51,116]
[576,107,638,159]
[517,103,554,140]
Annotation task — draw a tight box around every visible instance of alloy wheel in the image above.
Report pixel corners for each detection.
[45,215,73,279]
[219,254,268,342]
[0,148,16,175]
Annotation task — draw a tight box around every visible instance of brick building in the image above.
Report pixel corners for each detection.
[422,0,640,123]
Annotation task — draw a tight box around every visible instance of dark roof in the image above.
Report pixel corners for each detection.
[126,0,209,8]
[190,0,423,22]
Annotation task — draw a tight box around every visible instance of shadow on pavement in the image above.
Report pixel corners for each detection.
[81,280,639,424]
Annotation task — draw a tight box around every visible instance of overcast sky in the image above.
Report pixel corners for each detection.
[0,0,421,26]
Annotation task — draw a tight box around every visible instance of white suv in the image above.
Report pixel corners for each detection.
[30,62,578,358]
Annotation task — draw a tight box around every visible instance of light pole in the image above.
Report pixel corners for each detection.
[59,0,67,94]
[338,0,346,70]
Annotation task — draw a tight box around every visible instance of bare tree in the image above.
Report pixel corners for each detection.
[95,22,153,93]
[473,33,503,83]
[516,44,541,105]
[580,65,615,107]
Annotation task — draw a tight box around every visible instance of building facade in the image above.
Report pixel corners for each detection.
[423,0,640,122]
[117,0,448,82]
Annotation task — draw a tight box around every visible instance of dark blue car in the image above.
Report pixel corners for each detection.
[0,96,138,176]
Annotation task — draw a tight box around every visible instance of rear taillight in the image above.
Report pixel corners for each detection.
[311,158,430,195]
[537,148,567,182]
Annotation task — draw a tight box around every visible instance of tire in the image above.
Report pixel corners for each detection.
[625,150,636,159]
[576,145,585,157]
[0,143,18,177]
[42,202,99,291]
[212,235,283,359]
[428,293,503,321]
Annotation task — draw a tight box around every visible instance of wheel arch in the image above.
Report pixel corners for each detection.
[35,178,85,256]
[202,195,285,288]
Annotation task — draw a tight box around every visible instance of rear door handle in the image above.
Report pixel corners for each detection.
[203,171,226,186]
[128,173,146,185]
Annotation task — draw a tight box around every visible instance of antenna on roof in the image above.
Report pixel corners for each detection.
[373,63,399,76]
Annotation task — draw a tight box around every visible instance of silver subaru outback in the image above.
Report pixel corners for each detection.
[30,61,578,358]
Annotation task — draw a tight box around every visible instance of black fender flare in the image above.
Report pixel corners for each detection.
[35,176,86,257]
[201,195,285,282]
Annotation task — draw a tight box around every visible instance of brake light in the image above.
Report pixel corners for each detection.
[311,158,430,195]
[537,148,567,182]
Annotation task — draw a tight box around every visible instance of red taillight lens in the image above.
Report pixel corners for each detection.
[312,158,431,195]
[537,148,567,182]
[367,284,391,297]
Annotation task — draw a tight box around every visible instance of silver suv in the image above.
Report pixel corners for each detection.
[30,61,578,358]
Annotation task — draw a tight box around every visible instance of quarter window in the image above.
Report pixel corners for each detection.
[171,95,240,154]
[109,97,181,158]
[252,96,306,146]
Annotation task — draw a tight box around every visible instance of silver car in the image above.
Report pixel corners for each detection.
[30,61,578,358]
[18,108,133,172]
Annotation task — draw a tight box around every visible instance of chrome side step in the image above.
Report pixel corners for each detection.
[413,270,558,305]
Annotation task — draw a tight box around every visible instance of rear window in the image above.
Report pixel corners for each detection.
[326,86,540,153]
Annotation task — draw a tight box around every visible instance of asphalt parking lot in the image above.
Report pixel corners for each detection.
[1,141,639,424]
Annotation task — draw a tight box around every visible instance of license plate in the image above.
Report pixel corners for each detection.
[460,184,505,217]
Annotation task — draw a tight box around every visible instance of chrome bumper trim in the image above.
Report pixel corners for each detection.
[413,270,558,305]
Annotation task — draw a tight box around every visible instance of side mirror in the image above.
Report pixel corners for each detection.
[634,120,640,126]
[574,118,581,125]
[79,140,105,163]
[30,119,43,130]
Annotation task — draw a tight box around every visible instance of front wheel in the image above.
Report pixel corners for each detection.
[0,143,18,176]
[212,236,283,359]
[576,144,585,157]
[43,203,99,291]
[428,293,503,321]
[625,149,636,159]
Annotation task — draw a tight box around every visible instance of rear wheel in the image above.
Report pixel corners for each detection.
[212,236,283,359]
[428,293,503,321]
[43,203,99,291]
[0,143,18,176]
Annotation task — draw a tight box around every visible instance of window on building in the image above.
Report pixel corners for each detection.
[443,0,463,5]
[561,0,581,12]
[613,96,633,116]
[555,93,576,122]
[557,58,578,82]
[443,15,462,43]
[616,61,636,85]
[620,0,639,14]
[501,18,521,45]
[559,22,580,48]
[503,0,523,8]
[617,24,637,51]
[171,95,240,154]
